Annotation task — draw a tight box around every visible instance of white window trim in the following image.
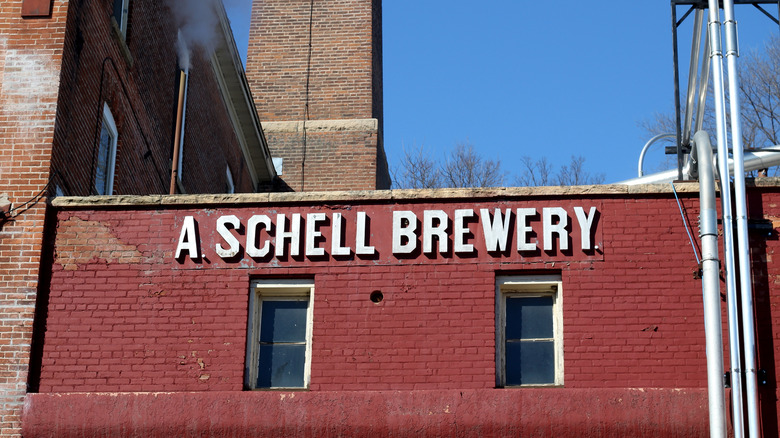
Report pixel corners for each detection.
[496,274,563,387]
[98,103,118,195]
[225,166,235,194]
[245,279,314,390]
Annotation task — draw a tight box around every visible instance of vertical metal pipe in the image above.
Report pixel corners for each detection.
[170,69,188,195]
[707,2,746,436]
[695,34,711,134]
[683,9,705,147]
[722,2,761,436]
[672,3,684,181]
[694,130,727,438]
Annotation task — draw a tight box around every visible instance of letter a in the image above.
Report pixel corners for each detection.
[175,216,199,259]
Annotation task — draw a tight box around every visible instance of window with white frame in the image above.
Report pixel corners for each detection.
[496,275,563,387]
[112,0,130,38]
[95,103,118,195]
[245,280,314,390]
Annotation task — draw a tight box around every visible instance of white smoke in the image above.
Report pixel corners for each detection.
[168,0,222,71]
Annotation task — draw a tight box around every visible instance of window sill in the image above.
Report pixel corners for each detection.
[110,17,133,67]
[498,384,564,389]
[246,387,310,392]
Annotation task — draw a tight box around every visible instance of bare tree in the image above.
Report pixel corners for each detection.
[393,142,506,189]
[556,155,605,185]
[738,35,779,148]
[392,144,442,189]
[516,155,604,186]
[517,156,554,186]
[440,142,505,188]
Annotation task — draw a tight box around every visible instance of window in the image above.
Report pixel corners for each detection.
[95,103,118,195]
[245,280,314,389]
[496,275,563,387]
[112,0,130,38]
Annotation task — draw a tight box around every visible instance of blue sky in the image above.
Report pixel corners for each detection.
[224,1,779,184]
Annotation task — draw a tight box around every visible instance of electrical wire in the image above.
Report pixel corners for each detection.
[301,0,314,191]
[671,182,701,264]
[3,172,56,221]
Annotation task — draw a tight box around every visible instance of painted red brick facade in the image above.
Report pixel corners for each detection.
[21,182,780,436]
[246,0,390,191]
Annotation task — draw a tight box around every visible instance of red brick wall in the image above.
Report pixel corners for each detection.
[246,0,381,121]
[0,1,70,436]
[246,0,389,191]
[264,130,384,191]
[29,185,780,434]
[50,0,254,196]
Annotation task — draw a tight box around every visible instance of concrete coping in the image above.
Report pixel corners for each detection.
[50,178,780,209]
[261,119,379,133]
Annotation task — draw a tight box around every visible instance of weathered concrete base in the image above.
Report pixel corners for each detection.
[24,388,709,437]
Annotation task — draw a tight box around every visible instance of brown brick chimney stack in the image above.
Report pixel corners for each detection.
[246,0,390,191]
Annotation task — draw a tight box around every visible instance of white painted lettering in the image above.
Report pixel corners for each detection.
[175,216,199,259]
[246,215,271,257]
[306,213,326,257]
[355,211,376,255]
[516,208,536,251]
[331,212,351,256]
[393,211,417,254]
[574,206,597,250]
[480,208,511,252]
[423,210,449,254]
[543,207,568,251]
[215,215,241,258]
[453,209,475,253]
[275,213,302,257]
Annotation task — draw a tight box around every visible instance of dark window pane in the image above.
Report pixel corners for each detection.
[506,340,555,385]
[112,0,124,25]
[257,344,306,388]
[95,124,113,195]
[506,296,553,340]
[259,300,307,343]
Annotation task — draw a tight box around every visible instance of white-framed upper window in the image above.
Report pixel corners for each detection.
[95,103,118,195]
[245,279,314,390]
[112,0,130,38]
[496,275,563,387]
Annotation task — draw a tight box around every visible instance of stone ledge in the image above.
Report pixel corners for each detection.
[49,178,780,209]
[261,119,379,133]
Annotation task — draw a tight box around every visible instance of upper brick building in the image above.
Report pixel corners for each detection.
[0,1,275,436]
[246,0,390,191]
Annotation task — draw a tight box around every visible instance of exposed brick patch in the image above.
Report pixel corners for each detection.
[55,216,142,271]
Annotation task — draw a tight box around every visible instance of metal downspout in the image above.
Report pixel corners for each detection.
[694,130,727,438]
[722,2,761,435]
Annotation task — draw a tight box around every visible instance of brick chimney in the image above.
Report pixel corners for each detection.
[246,0,389,191]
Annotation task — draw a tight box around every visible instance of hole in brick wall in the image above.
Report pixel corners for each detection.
[370,290,383,304]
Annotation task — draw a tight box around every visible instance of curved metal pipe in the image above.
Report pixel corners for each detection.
[693,130,727,438]
[618,145,780,185]
[638,133,676,177]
